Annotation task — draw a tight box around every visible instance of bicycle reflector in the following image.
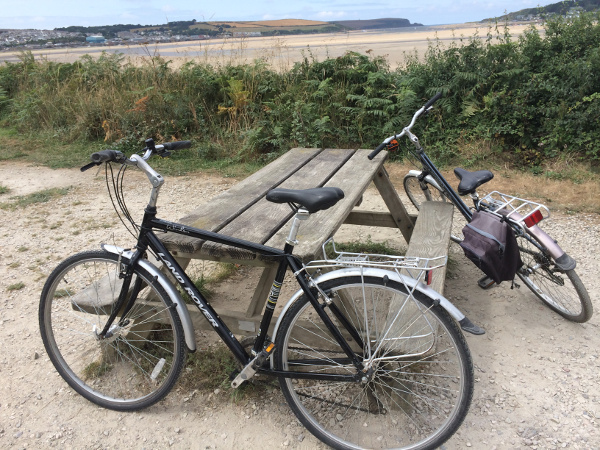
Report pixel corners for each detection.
[523,209,544,228]
[425,270,433,285]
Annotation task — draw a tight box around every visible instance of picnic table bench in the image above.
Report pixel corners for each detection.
[158,147,454,335]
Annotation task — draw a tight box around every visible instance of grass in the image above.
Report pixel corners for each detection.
[185,262,239,301]
[0,187,71,210]
[7,282,25,291]
[0,184,9,195]
[82,360,112,380]
[180,344,238,392]
[178,342,271,401]
[53,288,72,298]
[0,128,96,166]
[0,125,263,179]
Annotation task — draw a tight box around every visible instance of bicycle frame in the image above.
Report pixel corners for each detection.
[102,205,365,383]
[410,147,575,269]
[416,149,474,221]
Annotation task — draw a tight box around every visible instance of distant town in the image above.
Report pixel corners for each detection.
[0,28,218,52]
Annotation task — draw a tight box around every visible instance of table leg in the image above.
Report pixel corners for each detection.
[246,265,278,318]
[373,166,414,242]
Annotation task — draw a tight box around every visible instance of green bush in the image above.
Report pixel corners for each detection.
[1,13,599,163]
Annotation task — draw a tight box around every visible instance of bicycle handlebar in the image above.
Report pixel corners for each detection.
[163,140,192,151]
[90,150,126,164]
[368,92,442,161]
[367,142,388,160]
[81,140,192,172]
[423,92,442,110]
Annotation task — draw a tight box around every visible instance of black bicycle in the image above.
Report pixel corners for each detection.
[369,92,592,323]
[39,139,484,449]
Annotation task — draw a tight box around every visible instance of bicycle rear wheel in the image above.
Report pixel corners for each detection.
[39,250,187,410]
[274,275,473,450]
[516,235,592,322]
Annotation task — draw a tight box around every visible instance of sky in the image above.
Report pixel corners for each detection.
[0,0,559,30]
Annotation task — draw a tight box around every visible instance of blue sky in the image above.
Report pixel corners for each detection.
[0,1,557,30]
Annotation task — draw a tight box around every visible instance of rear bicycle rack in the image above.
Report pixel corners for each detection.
[302,238,447,286]
[297,239,450,360]
[481,191,550,231]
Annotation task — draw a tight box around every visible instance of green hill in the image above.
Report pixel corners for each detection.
[331,18,422,30]
[486,0,600,20]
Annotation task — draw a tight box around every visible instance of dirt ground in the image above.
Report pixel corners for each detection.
[0,159,598,449]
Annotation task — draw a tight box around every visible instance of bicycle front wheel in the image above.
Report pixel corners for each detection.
[39,250,187,411]
[274,275,473,450]
[403,173,446,211]
[517,235,592,322]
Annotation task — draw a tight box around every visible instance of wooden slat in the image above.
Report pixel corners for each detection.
[201,149,356,260]
[160,148,322,254]
[264,149,388,261]
[385,201,453,360]
[403,201,453,293]
[344,211,418,228]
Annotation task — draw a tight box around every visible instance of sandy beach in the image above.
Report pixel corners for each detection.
[0,22,541,68]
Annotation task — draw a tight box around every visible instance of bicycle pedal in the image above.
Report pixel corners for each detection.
[477,275,496,290]
[231,343,275,389]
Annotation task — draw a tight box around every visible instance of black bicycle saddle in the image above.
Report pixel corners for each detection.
[453,168,494,195]
[266,187,345,213]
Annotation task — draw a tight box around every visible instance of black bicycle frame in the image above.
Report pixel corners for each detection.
[416,149,474,221]
[108,205,364,383]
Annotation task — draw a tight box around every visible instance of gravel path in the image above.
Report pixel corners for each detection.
[0,161,598,449]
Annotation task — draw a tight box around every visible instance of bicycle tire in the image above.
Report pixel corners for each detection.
[39,250,187,411]
[403,173,445,210]
[274,275,473,450]
[403,173,466,244]
[516,235,592,323]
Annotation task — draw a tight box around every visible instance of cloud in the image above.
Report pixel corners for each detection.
[316,11,347,19]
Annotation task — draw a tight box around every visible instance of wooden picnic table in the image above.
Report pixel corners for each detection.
[159,147,452,335]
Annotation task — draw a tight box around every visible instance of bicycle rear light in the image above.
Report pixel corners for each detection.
[524,209,544,228]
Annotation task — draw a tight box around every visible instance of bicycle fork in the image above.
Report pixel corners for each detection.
[96,249,145,339]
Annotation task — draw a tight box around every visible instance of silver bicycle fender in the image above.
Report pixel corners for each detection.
[101,244,197,352]
[273,267,480,342]
[506,212,576,271]
[407,170,443,191]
